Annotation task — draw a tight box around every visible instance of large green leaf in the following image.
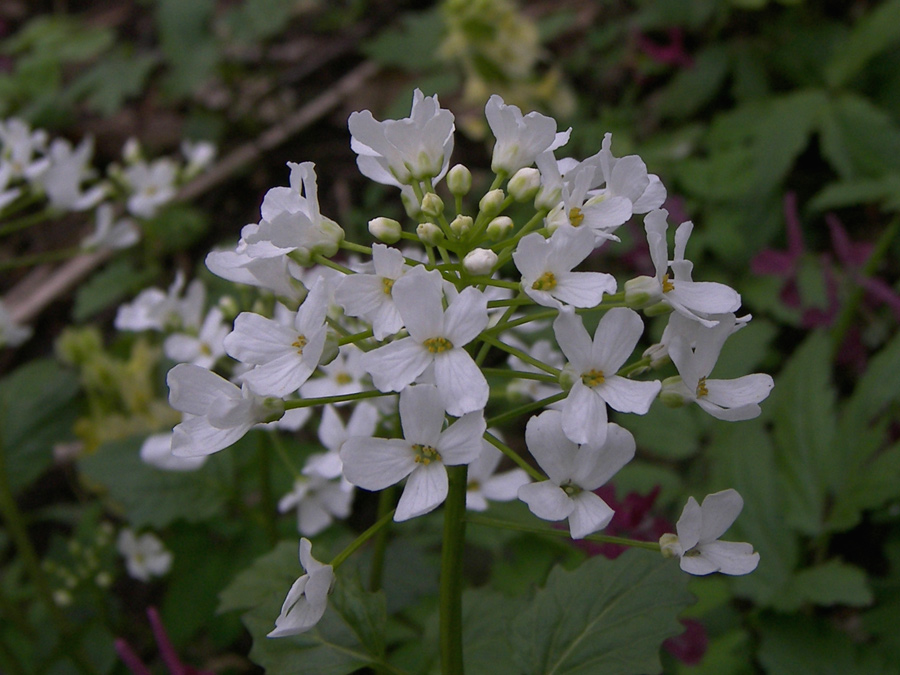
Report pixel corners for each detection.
[0,359,79,495]
[78,435,230,528]
[825,0,900,88]
[770,332,837,536]
[819,94,900,179]
[773,560,873,612]
[510,549,693,675]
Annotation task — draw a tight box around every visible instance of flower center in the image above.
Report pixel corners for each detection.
[292,335,308,354]
[562,482,582,497]
[532,271,557,291]
[335,372,353,385]
[696,376,709,398]
[382,277,394,295]
[423,336,453,353]
[569,207,584,227]
[662,273,675,293]
[412,443,442,465]
[582,369,605,387]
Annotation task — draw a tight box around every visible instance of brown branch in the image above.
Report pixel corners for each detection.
[5,61,380,325]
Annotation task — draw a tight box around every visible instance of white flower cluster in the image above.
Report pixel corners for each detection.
[128,90,770,635]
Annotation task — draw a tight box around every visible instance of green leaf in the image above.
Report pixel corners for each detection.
[770,332,837,535]
[72,258,158,322]
[67,47,159,116]
[222,0,297,44]
[219,541,299,614]
[2,16,114,62]
[627,404,702,461]
[78,435,229,528]
[142,204,209,254]
[460,589,527,674]
[809,175,900,212]
[819,94,900,179]
[825,0,900,88]
[155,0,219,98]
[774,560,873,611]
[758,615,893,675]
[510,549,694,675]
[656,45,730,120]
[0,359,79,494]
[362,9,444,69]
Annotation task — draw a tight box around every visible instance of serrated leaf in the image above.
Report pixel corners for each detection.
[774,560,873,611]
[770,332,837,535]
[0,359,79,494]
[72,258,158,322]
[819,94,900,179]
[78,435,229,528]
[510,549,694,675]
[657,45,730,120]
[825,0,900,88]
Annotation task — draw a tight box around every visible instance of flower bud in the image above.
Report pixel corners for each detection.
[479,189,506,218]
[558,363,579,392]
[420,192,444,218]
[535,184,562,211]
[417,222,443,245]
[123,137,142,164]
[311,217,344,259]
[401,190,421,219]
[486,215,514,240]
[659,376,689,408]
[659,533,680,558]
[644,301,673,318]
[508,167,541,202]
[318,332,340,366]
[447,164,472,196]
[643,342,670,369]
[463,248,498,276]
[217,295,240,321]
[624,275,663,309]
[368,217,402,244]
[450,214,473,237]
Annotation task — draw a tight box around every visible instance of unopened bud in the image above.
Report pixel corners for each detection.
[417,222,443,245]
[447,164,472,196]
[319,332,340,366]
[508,168,541,202]
[659,533,680,558]
[486,215,514,240]
[401,190,421,219]
[420,192,444,218]
[311,217,344,258]
[659,376,689,408]
[643,342,670,369]
[624,275,663,309]
[479,189,506,218]
[558,363,579,392]
[535,184,562,211]
[450,214,473,237]
[217,295,239,321]
[122,137,142,164]
[463,248,498,276]
[368,217,402,244]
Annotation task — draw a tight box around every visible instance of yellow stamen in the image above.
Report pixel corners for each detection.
[582,369,605,387]
[292,335,308,354]
[532,271,557,291]
[569,207,584,227]
[335,372,353,385]
[423,336,453,353]
[412,443,442,465]
[696,376,709,398]
[662,274,674,293]
[382,277,394,295]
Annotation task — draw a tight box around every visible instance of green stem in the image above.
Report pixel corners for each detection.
[440,465,467,675]
[257,434,278,547]
[368,487,395,592]
[337,327,374,347]
[267,429,302,479]
[330,507,396,569]
[0,246,82,271]
[465,514,662,551]
[312,253,355,275]
[481,367,557,383]
[282,389,392,410]
[478,333,561,376]
[483,431,544,482]
[486,391,567,427]
[464,276,520,290]
[340,240,374,256]
[0,206,58,236]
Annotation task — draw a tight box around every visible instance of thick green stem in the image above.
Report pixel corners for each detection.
[368,487,395,592]
[257,434,278,547]
[440,465,467,675]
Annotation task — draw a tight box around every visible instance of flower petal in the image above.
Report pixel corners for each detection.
[568,491,615,539]
[340,438,415,491]
[518,481,575,521]
[395,462,448,521]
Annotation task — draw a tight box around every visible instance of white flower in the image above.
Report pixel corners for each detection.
[341,384,485,521]
[163,306,229,369]
[224,278,329,397]
[80,203,140,251]
[660,489,759,576]
[349,89,455,186]
[360,266,490,416]
[123,158,178,218]
[116,529,172,582]
[334,243,409,339]
[0,118,48,180]
[666,313,774,421]
[466,435,530,511]
[517,410,635,538]
[139,432,207,471]
[167,363,279,457]
[181,139,216,177]
[513,227,616,309]
[485,95,570,175]
[628,210,741,326]
[505,336,563,402]
[268,538,334,637]
[0,161,22,210]
[114,272,205,333]
[205,248,306,303]
[278,473,354,536]
[553,307,661,445]
[33,137,106,211]
[242,162,343,262]
[301,344,368,401]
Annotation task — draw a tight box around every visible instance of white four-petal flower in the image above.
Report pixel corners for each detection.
[268,538,334,637]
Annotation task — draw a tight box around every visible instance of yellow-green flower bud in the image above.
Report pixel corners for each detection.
[447,164,472,196]
[479,189,506,218]
[660,376,689,408]
[624,275,663,309]
[508,167,541,202]
[558,363,578,392]
[368,217,402,244]
[659,533,680,558]
[417,222,443,245]
[486,215,514,240]
[420,192,444,218]
[463,248,498,275]
[319,332,340,366]
[450,214,474,237]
